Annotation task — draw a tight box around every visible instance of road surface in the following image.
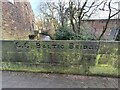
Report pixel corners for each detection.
[2,71,119,88]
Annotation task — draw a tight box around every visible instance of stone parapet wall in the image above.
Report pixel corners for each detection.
[1,40,119,66]
[1,40,119,76]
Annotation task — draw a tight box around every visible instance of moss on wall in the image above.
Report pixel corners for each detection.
[1,40,119,77]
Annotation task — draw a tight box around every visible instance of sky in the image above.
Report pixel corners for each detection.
[29,0,40,16]
[29,0,119,19]
[29,0,70,16]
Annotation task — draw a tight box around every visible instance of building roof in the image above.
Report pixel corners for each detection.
[82,19,119,21]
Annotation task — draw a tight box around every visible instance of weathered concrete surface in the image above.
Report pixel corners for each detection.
[2,71,119,88]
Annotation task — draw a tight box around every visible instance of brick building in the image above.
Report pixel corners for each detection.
[1,0,35,40]
[0,1,2,39]
[118,2,120,28]
[83,19,120,40]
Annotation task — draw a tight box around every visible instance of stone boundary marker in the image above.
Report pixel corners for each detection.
[0,40,119,67]
[1,40,119,53]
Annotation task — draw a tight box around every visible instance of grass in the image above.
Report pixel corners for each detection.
[89,66,119,77]
[1,62,119,78]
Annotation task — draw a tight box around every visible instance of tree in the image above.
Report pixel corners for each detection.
[58,0,66,27]
[38,1,59,38]
[63,0,105,35]
[98,0,120,40]
[37,0,120,40]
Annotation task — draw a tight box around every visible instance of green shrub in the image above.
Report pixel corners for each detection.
[55,25,96,40]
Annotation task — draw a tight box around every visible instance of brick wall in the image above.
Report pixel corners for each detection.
[1,0,35,40]
[118,1,120,19]
[118,2,120,28]
[0,1,2,39]
[83,19,119,39]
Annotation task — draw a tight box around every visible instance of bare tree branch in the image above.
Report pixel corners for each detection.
[98,0,113,40]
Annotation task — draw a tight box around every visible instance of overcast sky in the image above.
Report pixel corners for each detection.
[29,0,119,19]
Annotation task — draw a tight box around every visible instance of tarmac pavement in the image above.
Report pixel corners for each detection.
[2,71,119,88]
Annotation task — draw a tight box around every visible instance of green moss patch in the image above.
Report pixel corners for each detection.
[1,62,119,78]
